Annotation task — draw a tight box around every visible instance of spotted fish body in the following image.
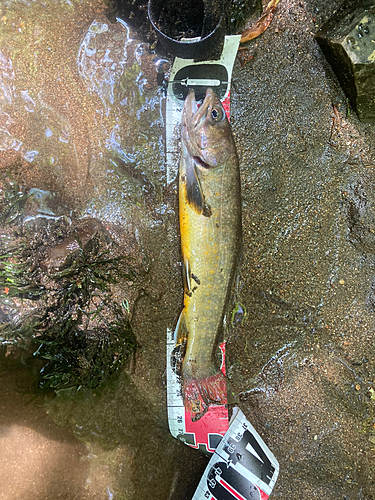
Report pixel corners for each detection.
[176,88,242,421]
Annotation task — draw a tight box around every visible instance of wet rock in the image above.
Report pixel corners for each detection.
[316,0,375,123]
[0,306,10,323]
[344,176,375,252]
[238,347,375,499]
[39,218,105,272]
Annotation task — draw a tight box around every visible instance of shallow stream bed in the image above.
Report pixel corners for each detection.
[0,0,374,499]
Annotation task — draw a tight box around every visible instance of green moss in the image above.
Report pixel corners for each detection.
[0,246,43,299]
[0,206,137,392]
[34,236,137,391]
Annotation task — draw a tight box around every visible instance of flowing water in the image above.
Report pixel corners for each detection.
[0,0,375,499]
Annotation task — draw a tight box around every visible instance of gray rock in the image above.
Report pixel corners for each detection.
[316,0,375,123]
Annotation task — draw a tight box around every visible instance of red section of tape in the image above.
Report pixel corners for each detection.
[184,403,228,452]
[222,93,231,121]
[183,340,229,452]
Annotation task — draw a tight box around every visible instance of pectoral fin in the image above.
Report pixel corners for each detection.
[183,161,212,217]
[185,162,204,215]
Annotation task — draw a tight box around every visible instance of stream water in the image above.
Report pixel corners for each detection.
[0,0,374,499]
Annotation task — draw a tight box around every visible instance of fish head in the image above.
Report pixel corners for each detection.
[182,88,235,169]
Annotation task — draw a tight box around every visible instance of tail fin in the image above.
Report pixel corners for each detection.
[174,311,228,421]
[183,371,227,421]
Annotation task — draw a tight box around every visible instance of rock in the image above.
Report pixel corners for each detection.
[316,0,375,123]
[39,218,105,272]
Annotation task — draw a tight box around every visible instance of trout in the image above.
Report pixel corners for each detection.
[175,88,242,421]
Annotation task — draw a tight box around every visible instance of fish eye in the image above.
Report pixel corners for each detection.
[211,107,224,122]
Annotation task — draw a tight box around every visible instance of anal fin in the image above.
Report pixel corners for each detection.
[172,309,188,376]
[173,308,188,345]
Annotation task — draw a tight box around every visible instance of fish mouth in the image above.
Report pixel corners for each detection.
[183,89,198,120]
[182,88,217,164]
[183,88,216,129]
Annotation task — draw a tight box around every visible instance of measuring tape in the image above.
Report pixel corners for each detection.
[164,34,280,500]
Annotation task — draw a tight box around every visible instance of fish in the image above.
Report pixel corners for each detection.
[175,88,242,421]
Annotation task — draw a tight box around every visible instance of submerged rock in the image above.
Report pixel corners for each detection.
[316,0,375,123]
[39,218,105,272]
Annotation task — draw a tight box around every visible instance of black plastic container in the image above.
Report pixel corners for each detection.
[148,0,225,60]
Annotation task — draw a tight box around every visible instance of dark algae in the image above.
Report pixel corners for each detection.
[0,197,137,391]
[0,0,375,499]
[33,232,137,392]
[0,222,136,390]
